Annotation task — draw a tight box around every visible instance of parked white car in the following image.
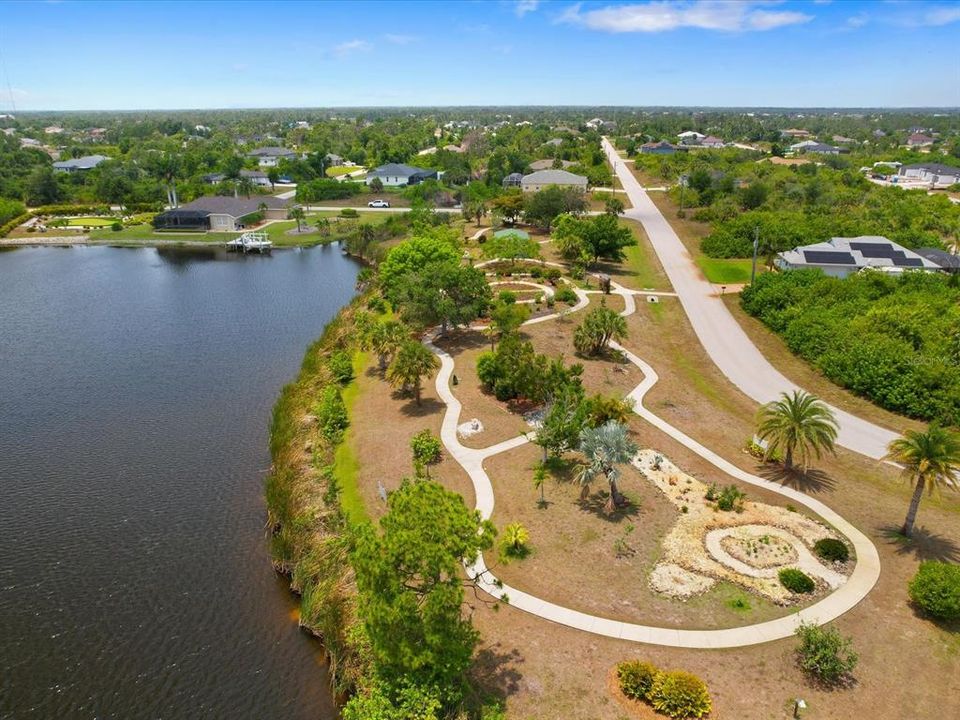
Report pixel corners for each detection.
[367,199,390,208]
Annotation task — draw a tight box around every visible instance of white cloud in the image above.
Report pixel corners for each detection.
[846,12,868,28]
[558,1,813,33]
[914,5,960,26]
[515,0,540,17]
[384,33,418,44]
[332,39,371,57]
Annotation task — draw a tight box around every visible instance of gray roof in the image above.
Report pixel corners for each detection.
[914,248,960,270]
[240,169,269,179]
[900,163,960,178]
[247,146,296,157]
[521,169,588,186]
[176,195,289,217]
[802,143,840,153]
[367,163,435,178]
[52,154,108,170]
[777,236,942,273]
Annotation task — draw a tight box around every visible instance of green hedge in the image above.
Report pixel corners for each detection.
[814,538,849,563]
[33,203,111,216]
[779,567,815,594]
[909,561,960,620]
[0,211,33,238]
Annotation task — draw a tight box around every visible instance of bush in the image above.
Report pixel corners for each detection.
[498,290,517,305]
[328,351,354,385]
[410,429,442,467]
[297,178,362,202]
[617,660,659,701]
[554,287,577,304]
[794,622,858,685]
[814,538,849,564]
[715,484,746,512]
[648,670,712,719]
[909,561,960,620]
[111,221,123,232]
[500,522,530,560]
[316,386,349,443]
[779,568,815,594]
[0,211,33,238]
[33,203,110,216]
[340,207,359,218]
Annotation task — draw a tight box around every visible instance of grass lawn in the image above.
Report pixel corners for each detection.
[87,225,236,243]
[326,166,362,177]
[64,216,118,228]
[334,352,370,525]
[695,256,757,285]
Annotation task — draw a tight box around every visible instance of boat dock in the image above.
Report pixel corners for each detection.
[226,232,272,254]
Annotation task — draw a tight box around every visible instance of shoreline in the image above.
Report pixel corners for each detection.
[0,236,339,249]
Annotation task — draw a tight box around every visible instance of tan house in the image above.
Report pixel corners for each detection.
[520,169,588,193]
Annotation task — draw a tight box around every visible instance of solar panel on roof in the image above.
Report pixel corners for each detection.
[850,242,900,258]
[803,250,857,265]
[892,258,924,267]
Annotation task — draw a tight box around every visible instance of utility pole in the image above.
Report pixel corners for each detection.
[751,226,760,284]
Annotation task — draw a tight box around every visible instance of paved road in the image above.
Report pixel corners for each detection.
[601,137,901,460]
[426,273,880,647]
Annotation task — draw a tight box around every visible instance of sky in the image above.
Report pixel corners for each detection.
[1,0,958,111]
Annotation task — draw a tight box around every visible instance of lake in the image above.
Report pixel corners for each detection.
[0,245,359,719]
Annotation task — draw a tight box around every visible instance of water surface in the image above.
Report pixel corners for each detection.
[0,245,358,719]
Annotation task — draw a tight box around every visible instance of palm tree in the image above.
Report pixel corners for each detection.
[363,320,408,372]
[755,390,838,470]
[289,206,306,232]
[884,425,960,537]
[577,420,639,511]
[236,176,255,198]
[386,340,439,405]
[573,306,627,356]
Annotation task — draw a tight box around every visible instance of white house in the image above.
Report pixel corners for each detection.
[247,147,297,168]
[240,169,272,187]
[520,169,588,193]
[897,163,960,188]
[365,163,438,187]
[775,236,942,279]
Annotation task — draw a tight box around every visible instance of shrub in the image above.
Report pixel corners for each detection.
[316,386,349,443]
[297,178,362,202]
[544,267,562,284]
[328,351,354,385]
[500,522,530,560]
[617,660,659,701]
[715,484,746,512]
[498,290,517,305]
[814,538,849,564]
[410,429,442,467]
[909,561,960,620]
[779,568,815,594]
[0,211,33,238]
[554,287,577,304]
[340,207,359,218]
[794,622,858,685]
[648,670,712,719]
[111,221,123,232]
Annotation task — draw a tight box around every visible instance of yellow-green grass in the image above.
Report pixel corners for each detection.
[334,351,369,525]
[326,166,361,177]
[622,234,668,290]
[88,225,237,243]
[695,256,759,285]
[64,216,118,228]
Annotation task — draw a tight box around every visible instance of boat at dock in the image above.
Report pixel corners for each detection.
[226,232,272,254]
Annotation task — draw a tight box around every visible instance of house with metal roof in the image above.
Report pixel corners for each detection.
[52,154,109,172]
[639,140,677,155]
[520,169,588,193]
[775,236,943,278]
[365,163,438,187]
[914,248,960,274]
[897,163,960,188]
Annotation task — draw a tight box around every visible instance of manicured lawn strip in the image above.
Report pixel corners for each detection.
[621,224,669,290]
[64,217,117,228]
[695,256,757,285]
[88,225,236,243]
[334,351,370,525]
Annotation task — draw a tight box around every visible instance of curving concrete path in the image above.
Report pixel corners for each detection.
[426,277,881,648]
[601,136,901,461]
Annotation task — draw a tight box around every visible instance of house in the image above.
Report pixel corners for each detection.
[44,126,64,135]
[775,236,942,278]
[906,133,934,147]
[677,131,705,141]
[247,147,297,167]
[700,135,725,148]
[442,144,464,153]
[365,163,438,187]
[780,128,812,139]
[153,196,290,232]
[240,169,272,187]
[325,152,346,166]
[502,172,524,188]
[202,173,227,184]
[544,138,564,147]
[640,140,677,155]
[832,135,857,144]
[789,139,821,151]
[914,248,960,274]
[529,158,574,171]
[800,143,841,155]
[52,154,109,172]
[897,163,960,188]
[520,169,588,193]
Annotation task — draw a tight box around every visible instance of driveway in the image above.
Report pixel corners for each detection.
[601,137,900,460]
